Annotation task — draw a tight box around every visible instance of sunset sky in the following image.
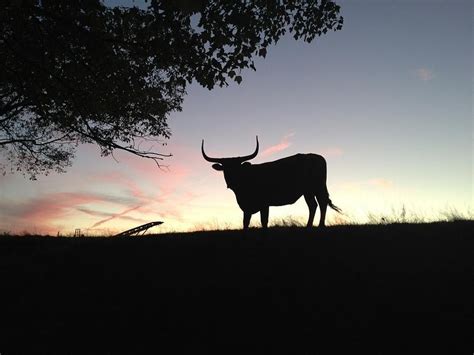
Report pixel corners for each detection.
[0,0,472,235]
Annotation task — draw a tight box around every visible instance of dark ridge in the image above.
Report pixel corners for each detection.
[1,221,473,354]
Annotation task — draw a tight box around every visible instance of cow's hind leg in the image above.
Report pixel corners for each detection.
[260,206,269,228]
[243,211,252,230]
[316,189,328,228]
[304,194,318,227]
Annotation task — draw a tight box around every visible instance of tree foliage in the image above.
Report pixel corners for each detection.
[0,0,343,179]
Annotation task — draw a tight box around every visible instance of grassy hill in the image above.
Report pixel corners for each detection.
[1,221,473,354]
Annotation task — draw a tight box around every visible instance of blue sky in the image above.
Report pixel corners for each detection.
[0,0,472,234]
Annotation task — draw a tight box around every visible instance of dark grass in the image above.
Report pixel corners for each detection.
[0,221,473,354]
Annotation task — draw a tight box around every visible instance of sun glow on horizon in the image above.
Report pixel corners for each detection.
[1,143,471,236]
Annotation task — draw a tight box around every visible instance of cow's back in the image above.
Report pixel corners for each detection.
[241,154,327,208]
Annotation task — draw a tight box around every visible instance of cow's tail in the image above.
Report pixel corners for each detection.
[316,156,342,213]
[328,198,342,213]
[324,184,342,213]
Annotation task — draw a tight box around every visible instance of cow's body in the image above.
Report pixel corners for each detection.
[202,137,340,229]
[228,154,327,213]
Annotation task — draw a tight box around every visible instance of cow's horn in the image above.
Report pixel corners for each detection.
[237,136,259,162]
[201,140,223,163]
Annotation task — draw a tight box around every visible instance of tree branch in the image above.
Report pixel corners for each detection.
[77,125,172,166]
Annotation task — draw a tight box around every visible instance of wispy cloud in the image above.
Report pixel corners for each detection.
[0,191,141,234]
[368,178,393,189]
[93,172,146,200]
[91,159,197,227]
[77,206,146,224]
[90,205,143,228]
[261,133,294,157]
[90,160,195,227]
[320,147,343,157]
[415,67,435,81]
[338,178,394,192]
[0,141,200,234]
[0,192,136,220]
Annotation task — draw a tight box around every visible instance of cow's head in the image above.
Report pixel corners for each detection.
[202,136,259,190]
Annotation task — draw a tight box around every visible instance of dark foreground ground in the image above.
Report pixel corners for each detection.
[0,222,473,354]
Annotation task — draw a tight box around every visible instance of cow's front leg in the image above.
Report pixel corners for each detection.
[243,211,252,230]
[260,206,269,228]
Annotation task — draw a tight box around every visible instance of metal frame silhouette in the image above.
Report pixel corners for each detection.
[113,221,164,237]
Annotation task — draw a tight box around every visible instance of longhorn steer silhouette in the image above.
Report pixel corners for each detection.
[202,136,341,229]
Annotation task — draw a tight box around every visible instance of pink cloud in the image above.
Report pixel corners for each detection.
[89,157,197,226]
[0,140,200,234]
[93,172,147,200]
[11,192,126,221]
[116,151,192,193]
[415,68,434,81]
[261,133,294,157]
[105,174,193,223]
[320,147,343,157]
[0,191,139,234]
[368,178,393,189]
[92,159,193,203]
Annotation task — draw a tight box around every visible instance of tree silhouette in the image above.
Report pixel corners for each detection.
[1,0,343,179]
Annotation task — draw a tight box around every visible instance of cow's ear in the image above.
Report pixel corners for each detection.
[212,163,224,171]
[242,162,251,167]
